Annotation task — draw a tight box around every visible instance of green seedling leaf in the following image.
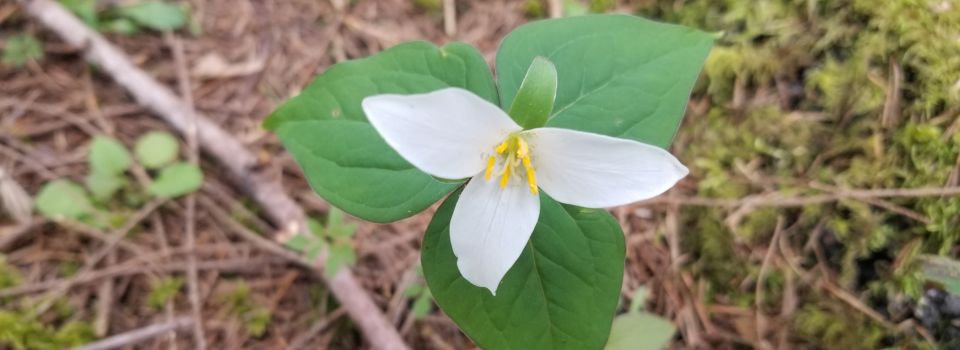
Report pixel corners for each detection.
[496,15,714,148]
[265,41,498,223]
[89,136,132,175]
[919,255,960,295]
[604,313,677,350]
[412,291,433,319]
[117,1,188,31]
[629,286,648,314]
[306,217,325,238]
[60,0,98,26]
[325,207,357,240]
[85,172,126,202]
[35,180,95,221]
[135,131,180,169]
[324,243,356,278]
[100,18,141,35]
[2,34,44,67]
[148,162,203,198]
[423,190,625,350]
[507,56,558,129]
[285,234,312,252]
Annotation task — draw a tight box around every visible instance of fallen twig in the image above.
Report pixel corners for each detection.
[16,1,409,348]
[165,31,207,350]
[71,316,194,350]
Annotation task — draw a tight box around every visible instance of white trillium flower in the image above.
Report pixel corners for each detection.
[362,87,688,295]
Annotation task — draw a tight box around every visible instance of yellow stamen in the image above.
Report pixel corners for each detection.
[499,164,511,188]
[484,156,496,181]
[526,167,538,194]
[495,141,509,154]
[517,138,529,158]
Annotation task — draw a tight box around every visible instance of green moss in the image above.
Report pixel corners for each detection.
[637,0,960,346]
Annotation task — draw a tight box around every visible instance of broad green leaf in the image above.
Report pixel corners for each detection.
[85,172,126,201]
[135,131,180,169]
[100,18,141,35]
[35,180,95,221]
[2,34,43,67]
[148,162,203,198]
[423,191,625,350]
[265,41,498,223]
[117,1,188,31]
[496,15,714,148]
[508,56,557,129]
[919,255,960,295]
[604,313,676,350]
[89,136,131,175]
[324,243,356,278]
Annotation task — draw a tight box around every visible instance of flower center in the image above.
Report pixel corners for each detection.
[484,134,538,195]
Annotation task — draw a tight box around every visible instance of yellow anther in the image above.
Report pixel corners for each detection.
[495,141,509,154]
[499,165,511,188]
[525,167,538,194]
[484,156,496,181]
[521,156,532,169]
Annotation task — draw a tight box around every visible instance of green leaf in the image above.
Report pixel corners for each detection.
[324,243,356,278]
[422,190,625,350]
[325,208,357,240]
[85,172,126,202]
[89,136,132,175]
[117,1,188,31]
[100,18,141,35]
[266,41,498,223]
[604,313,676,350]
[412,291,433,319]
[60,0,99,26]
[135,131,180,169]
[496,15,714,148]
[148,162,203,198]
[508,56,558,129]
[2,34,44,68]
[285,234,313,252]
[919,255,960,295]
[628,286,648,314]
[35,180,95,221]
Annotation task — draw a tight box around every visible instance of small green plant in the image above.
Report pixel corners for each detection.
[285,208,358,278]
[219,281,272,338]
[402,266,434,320]
[2,34,43,67]
[147,277,184,310]
[35,132,203,224]
[266,14,712,349]
[60,0,189,35]
[604,288,677,350]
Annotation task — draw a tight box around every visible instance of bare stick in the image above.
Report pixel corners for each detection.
[442,0,456,36]
[165,32,206,350]
[72,317,194,350]
[17,1,409,348]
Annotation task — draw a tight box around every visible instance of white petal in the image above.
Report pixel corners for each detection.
[524,128,688,208]
[362,88,521,180]
[450,173,540,295]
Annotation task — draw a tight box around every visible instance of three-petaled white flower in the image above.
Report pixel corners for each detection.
[362,88,688,295]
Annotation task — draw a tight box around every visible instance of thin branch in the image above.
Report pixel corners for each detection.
[71,317,194,350]
[165,31,206,350]
[16,1,409,348]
